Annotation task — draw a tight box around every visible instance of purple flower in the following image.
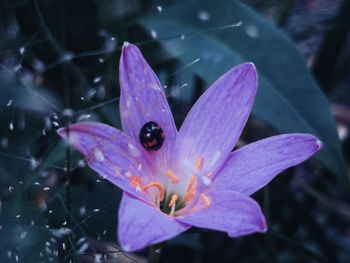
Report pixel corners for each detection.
[58,43,322,251]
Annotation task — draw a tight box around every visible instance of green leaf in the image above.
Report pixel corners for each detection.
[140,0,346,182]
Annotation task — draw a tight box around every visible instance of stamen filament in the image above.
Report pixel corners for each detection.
[200,193,211,208]
[168,194,178,217]
[166,170,180,184]
[195,157,203,171]
[143,182,165,201]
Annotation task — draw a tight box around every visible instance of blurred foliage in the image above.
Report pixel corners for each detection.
[0,0,350,262]
[141,0,346,182]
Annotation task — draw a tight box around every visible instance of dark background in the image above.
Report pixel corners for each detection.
[0,0,350,262]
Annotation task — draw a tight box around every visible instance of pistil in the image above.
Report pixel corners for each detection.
[168,194,178,216]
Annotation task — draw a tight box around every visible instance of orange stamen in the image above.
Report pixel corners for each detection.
[200,193,211,208]
[143,182,165,201]
[166,170,180,184]
[195,157,203,171]
[130,175,142,189]
[207,173,213,177]
[184,174,198,203]
[168,194,178,207]
[187,174,196,191]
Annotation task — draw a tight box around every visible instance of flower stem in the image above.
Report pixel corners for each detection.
[147,245,162,263]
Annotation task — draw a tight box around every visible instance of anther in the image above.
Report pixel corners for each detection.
[207,173,213,177]
[195,157,203,171]
[166,170,180,184]
[130,175,143,192]
[184,174,197,203]
[143,182,165,201]
[200,193,211,208]
[187,174,196,191]
[130,176,142,188]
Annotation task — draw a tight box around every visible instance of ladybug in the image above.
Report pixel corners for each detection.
[139,121,165,151]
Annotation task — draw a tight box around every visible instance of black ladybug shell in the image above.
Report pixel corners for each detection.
[139,121,165,151]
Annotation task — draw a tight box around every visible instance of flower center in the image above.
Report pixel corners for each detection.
[128,157,212,216]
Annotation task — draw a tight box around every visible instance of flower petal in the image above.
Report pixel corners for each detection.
[58,122,153,201]
[175,63,257,179]
[209,134,322,196]
[118,192,190,251]
[119,43,177,169]
[177,190,266,237]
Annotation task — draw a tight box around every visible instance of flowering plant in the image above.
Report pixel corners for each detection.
[59,43,321,251]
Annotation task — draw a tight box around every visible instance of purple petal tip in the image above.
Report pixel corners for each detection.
[123,41,130,48]
[241,62,256,73]
[260,216,268,233]
[315,138,323,150]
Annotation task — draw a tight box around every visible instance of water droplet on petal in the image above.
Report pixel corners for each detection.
[93,149,104,162]
[201,176,211,185]
[127,143,140,157]
[316,139,323,148]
